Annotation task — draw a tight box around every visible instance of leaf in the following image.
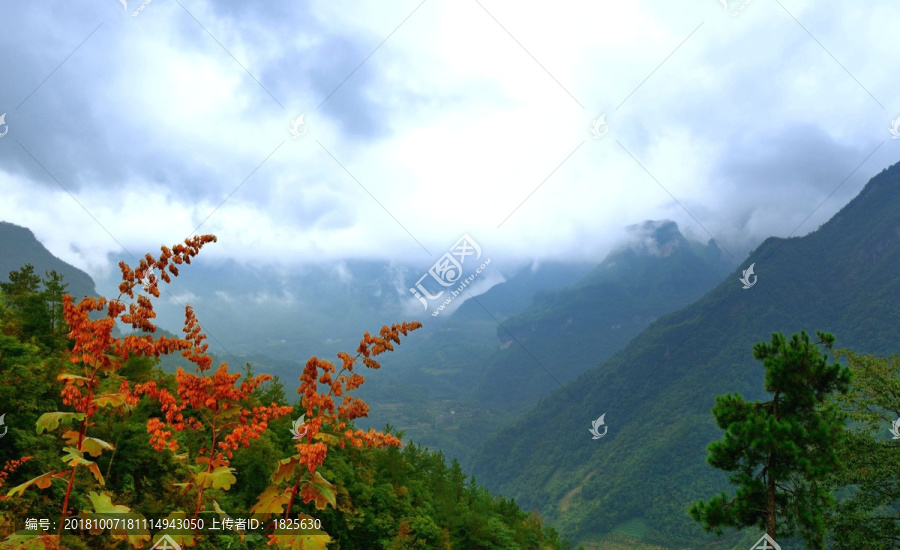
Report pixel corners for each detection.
[81,437,115,457]
[300,471,336,510]
[61,430,80,446]
[249,485,292,519]
[87,462,105,485]
[57,373,90,385]
[197,466,237,490]
[93,393,127,408]
[272,456,300,484]
[88,491,131,514]
[61,447,92,468]
[36,412,85,434]
[312,431,341,445]
[5,471,61,498]
[61,448,103,483]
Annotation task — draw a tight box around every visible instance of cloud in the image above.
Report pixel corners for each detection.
[1,0,898,284]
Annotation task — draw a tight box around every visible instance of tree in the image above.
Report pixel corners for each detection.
[0,265,70,349]
[825,350,900,549]
[690,330,852,548]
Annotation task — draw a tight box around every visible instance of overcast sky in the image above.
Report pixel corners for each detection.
[1,0,899,281]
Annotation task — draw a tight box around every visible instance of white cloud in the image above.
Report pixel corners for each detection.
[1,0,898,280]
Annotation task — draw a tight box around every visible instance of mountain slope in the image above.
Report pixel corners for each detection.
[359,222,733,467]
[471,220,732,411]
[468,161,900,546]
[0,221,97,299]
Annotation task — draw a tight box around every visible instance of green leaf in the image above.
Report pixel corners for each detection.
[81,437,115,457]
[61,446,90,467]
[88,491,130,514]
[93,393,128,408]
[57,373,90,385]
[197,466,237,491]
[36,412,85,434]
[272,456,300,484]
[300,471,336,510]
[313,431,341,445]
[249,485,291,519]
[5,471,61,498]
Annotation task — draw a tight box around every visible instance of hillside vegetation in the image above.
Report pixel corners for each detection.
[469,162,900,547]
[0,242,575,550]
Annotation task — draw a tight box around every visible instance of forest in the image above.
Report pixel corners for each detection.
[0,235,898,550]
[0,237,577,549]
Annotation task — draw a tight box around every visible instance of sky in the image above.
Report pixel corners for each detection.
[1,0,899,283]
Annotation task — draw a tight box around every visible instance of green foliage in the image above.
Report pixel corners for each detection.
[468,161,900,546]
[825,350,900,549]
[302,437,569,549]
[690,331,851,548]
[0,265,71,350]
[0,268,569,549]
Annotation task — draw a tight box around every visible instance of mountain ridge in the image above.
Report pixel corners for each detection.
[0,221,97,299]
[468,159,900,546]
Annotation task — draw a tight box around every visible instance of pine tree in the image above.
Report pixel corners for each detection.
[690,331,852,548]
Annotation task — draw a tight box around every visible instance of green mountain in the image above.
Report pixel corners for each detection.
[359,221,732,467]
[0,221,97,300]
[471,220,731,412]
[468,161,900,547]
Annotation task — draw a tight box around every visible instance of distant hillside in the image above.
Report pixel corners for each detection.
[0,221,97,299]
[471,220,732,412]
[358,222,733,466]
[468,161,900,546]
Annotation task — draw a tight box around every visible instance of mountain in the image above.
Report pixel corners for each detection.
[0,221,97,299]
[467,161,900,547]
[470,220,732,412]
[357,221,733,466]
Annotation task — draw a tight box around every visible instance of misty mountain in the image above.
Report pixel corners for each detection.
[470,220,732,412]
[357,221,733,464]
[467,161,900,547]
